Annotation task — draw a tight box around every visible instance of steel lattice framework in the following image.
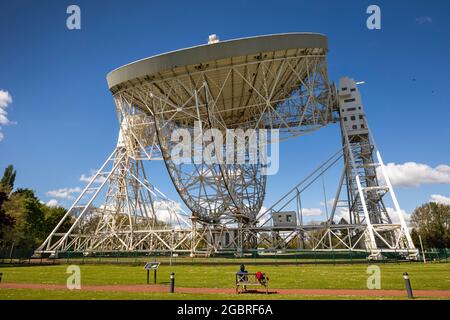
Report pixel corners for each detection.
[34,33,417,259]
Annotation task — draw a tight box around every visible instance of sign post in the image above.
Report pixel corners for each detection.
[144,262,160,285]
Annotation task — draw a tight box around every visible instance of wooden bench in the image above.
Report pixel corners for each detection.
[235,273,269,294]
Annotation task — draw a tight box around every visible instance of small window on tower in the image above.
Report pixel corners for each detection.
[359,115,363,119]
[344,117,347,121]
[352,125,357,130]
[351,88,356,92]
[361,124,365,129]
[351,116,356,121]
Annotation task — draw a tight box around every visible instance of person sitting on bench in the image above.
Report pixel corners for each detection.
[236,264,248,290]
[236,264,248,278]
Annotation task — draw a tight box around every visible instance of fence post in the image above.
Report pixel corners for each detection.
[9,242,14,263]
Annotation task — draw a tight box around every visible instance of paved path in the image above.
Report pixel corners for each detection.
[2,283,450,298]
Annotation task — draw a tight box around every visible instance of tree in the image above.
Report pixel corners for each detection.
[1,188,41,247]
[13,188,38,200]
[0,189,28,245]
[0,165,16,242]
[0,191,15,240]
[410,202,450,249]
[0,165,73,249]
[1,187,72,249]
[0,165,16,194]
[42,205,72,236]
[21,196,46,248]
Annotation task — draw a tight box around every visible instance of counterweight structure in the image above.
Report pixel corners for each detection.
[34,33,417,259]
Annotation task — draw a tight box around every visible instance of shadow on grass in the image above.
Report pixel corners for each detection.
[238,289,278,295]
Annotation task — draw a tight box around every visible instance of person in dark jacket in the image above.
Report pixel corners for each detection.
[236,264,249,290]
[237,264,248,275]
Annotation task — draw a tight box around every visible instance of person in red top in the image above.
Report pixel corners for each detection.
[255,271,268,285]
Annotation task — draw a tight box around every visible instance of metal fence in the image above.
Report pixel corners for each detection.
[1,247,448,266]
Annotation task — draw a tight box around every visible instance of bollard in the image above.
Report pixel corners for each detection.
[154,269,157,284]
[0,272,2,283]
[147,269,150,285]
[169,272,175,293]
[403,272,414,299]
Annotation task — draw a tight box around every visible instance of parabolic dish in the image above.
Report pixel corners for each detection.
[107,33,331,131]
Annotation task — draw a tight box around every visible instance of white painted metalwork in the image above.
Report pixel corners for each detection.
[34,34,417,259]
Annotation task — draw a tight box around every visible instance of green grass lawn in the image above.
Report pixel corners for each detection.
[3,288,442,300]
[0,262,449,299]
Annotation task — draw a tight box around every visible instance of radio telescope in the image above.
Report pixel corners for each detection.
[35,33,417,259]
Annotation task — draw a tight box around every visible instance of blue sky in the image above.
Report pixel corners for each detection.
[1,0,449,221]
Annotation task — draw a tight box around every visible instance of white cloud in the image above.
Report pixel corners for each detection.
[430,194,450,205]
[80,170,107,184]
[46,199,59,207]
[151,200,190,226]
[416,16,433,24]
[378,162,450,187]
[256,206,270,226]
[334,208,350,224]
[0,90,14,141]
[320,198,336,208]
[302,208,323,217]
[386,207,411,225]
[0,90,12,110]
[99,200,189,227]
[46,187,82,200]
